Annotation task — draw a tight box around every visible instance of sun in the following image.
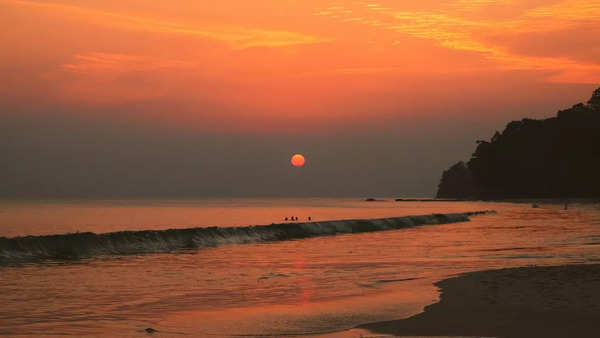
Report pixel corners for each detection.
[291,154,306,167]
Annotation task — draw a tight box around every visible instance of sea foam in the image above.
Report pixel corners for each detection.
[0,211,493,265]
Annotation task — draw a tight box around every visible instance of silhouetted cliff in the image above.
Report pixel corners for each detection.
[437,87,600,199]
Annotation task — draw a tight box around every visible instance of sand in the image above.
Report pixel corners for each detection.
[359,264,600,338]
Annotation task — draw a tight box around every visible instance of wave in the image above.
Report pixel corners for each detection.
[0,211,493,265]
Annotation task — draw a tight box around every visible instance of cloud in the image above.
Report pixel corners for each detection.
[526,0,600,21]
[447,0,515,12]
[5,0,328,49]
[51,53,192,103]
[313,0,600,83]
[61,53,191,75]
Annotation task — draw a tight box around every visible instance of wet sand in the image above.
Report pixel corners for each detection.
[359,264,600,338]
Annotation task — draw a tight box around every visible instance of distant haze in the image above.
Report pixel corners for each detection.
[1,0,599,198]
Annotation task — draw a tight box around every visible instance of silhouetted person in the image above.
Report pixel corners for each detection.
[308,216,312,221]
[284,217,288,221]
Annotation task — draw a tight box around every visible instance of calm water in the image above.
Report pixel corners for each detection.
[0,198,487,237]
[1,199,600,336]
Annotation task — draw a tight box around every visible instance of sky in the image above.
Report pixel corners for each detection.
[1,0,599,198]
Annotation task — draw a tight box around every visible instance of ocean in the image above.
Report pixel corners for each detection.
[1,198,599,336]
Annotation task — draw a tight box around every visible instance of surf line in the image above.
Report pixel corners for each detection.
[0,211,495,265]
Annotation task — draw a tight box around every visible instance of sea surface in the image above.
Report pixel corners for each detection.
[1,198,600,336]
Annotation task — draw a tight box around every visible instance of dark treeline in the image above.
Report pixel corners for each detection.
[437,87,600,199]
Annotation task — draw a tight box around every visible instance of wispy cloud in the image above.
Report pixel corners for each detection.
[6,0,328,49]
[61,53,192,75]
[526,0,600,21]
[446,0,515,13]
[313,0,600,83]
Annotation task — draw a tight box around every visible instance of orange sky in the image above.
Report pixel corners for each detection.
[1,0,600,197]
[2,0,599,133]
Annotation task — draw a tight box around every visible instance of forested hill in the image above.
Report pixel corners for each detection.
[437,87,600,199]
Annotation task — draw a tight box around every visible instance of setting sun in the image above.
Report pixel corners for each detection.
[291,154,306,167]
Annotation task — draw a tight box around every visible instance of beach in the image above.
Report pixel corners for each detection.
[360,264,600,338]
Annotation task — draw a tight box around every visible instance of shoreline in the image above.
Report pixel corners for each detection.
[393,197,600,204]
[358,264,600,338]
[485,198,600,205]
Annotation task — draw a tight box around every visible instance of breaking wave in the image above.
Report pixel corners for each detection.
[0,211,493,265]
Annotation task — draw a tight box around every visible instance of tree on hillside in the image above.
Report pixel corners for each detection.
[436,87,600,199]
